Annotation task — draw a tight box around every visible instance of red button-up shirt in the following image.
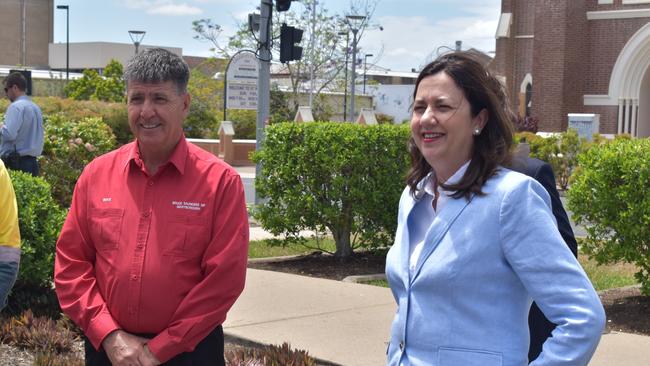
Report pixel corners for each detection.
[54,136,248,363]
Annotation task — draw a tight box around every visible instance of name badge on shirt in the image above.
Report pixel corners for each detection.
[171,201,206,212]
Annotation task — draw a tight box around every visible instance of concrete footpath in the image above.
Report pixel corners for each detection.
[224,268,650,366]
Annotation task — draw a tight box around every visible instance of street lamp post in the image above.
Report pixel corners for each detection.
[346,14,366,122]
[338,31,349,122]
[56,5,69,81]
[363,53,373,94]
[128,30,146,55]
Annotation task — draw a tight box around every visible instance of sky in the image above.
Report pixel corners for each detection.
[52,0,501,72]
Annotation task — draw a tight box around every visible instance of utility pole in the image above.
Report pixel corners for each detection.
[255,0,272,205]
[308,0,317,108]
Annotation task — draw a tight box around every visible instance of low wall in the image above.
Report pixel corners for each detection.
[187,138,255,166]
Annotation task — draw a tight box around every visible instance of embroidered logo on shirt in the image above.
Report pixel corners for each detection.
[102,197,112,203]
[172,201,206,211]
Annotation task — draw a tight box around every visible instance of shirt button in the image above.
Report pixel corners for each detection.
[142,212,150,218]
[399,341,404,351]
[148,181,154,186]
[131,275,138,281]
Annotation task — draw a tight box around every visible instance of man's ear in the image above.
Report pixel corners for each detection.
[182,93,191,116]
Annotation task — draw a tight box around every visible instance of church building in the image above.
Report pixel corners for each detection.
[493,0,650,137]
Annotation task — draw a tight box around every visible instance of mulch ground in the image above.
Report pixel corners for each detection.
[248,251,650,336]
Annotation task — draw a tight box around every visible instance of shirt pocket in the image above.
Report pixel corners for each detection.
[163,214,210,259]
[89,208,124,251]
[438,347,503,366]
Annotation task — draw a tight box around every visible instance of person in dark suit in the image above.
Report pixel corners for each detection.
[513,154,579,362]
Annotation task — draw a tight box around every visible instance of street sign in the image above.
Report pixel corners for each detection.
[226,51,259,110]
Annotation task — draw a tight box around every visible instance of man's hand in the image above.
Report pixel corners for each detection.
[101,329,149,366]
[138,344,161,366]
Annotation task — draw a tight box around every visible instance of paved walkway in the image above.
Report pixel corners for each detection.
[224,268,650,366]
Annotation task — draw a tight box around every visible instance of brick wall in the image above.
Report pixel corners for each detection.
[495,0,650,134]
[586,17,650,94]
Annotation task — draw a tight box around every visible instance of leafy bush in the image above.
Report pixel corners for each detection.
[515,129,586,189]
[270,89,294,124]
[0,97,131,146]
[7,171,66,287]
[64,59,125,103]
[225,342,315,366]
[186,68,222,138]
[252,122,410,258]
[228,109,257,139]
[41,114,116,207]
[567,138,650,295]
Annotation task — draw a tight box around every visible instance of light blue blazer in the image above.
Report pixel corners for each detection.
[385,168,605,366]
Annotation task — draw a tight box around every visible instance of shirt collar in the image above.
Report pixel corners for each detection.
[423,160,471,197]
[122,135,188,175]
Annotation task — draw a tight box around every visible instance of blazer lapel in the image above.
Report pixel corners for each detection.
[410,194,472,284]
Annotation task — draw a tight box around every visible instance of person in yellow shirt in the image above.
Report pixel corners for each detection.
[0,159,20,311]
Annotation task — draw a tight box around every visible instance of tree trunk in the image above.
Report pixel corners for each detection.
[332,202,353,258]
[332,227,353,258]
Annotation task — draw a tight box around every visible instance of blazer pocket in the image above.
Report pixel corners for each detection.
[89,208,124,251]
[163,214,210,259]
[438,347,502,366]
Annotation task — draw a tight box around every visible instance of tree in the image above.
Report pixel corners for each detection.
[64,59,125,102]
[186,62,223,138]
[192,0,379,112]
[253,122,410,258]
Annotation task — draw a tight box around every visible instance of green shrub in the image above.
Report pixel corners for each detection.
[567,138,650,295]
[515,130,586,189]
[7,97,131,146]
[228,109,257,139]
[7,171,66,287]
[64,60,125,103]
[252,122,410,258]
[186,68,222,139]
[41,114,116,207]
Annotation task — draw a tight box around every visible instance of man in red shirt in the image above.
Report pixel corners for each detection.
[54,48,249,366]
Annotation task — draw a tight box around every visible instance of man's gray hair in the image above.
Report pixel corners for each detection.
[124,48,190,94]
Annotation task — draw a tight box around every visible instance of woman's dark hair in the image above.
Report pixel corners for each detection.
[406,52,514,200]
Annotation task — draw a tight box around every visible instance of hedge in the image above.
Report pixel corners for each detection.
[40,114,116,207]
[8,170,66,287]
[567,138,650,295]
[252,122,410,258]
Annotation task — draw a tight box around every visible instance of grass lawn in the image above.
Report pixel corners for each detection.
[579,255,638,291]
[358,254,639,291]
[250,237,639,292]
[248,237,337,258]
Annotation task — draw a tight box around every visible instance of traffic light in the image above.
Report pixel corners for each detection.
[280,23,303,63]
[276,0,292,12]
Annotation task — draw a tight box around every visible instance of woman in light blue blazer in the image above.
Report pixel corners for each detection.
[385,53,605,366]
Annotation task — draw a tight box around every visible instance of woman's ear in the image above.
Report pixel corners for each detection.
[474,108,488,131]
